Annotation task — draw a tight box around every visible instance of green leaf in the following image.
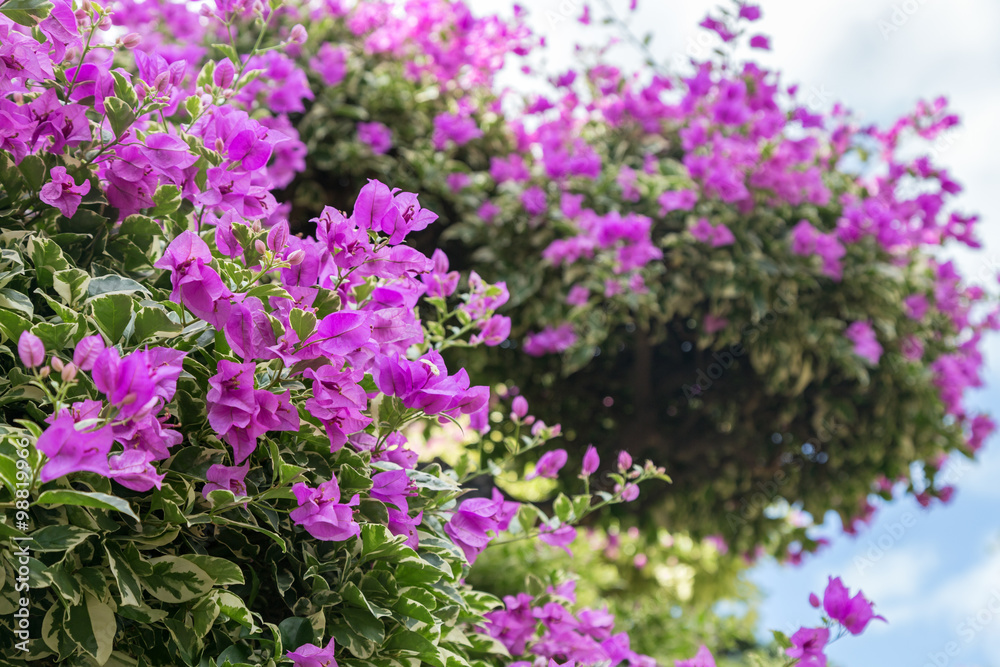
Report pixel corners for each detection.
[0,288,33,317]
[31,321,77,352]
[111,71,139,108]
[181,554,244,586]
[18,154,46,191]
[151,184,182,216]
[289,308,317,341]
[278,616,314,649]
[407,469,460,492]
[132,306,182,342]
[359,524,410,564]
[117,603,168,624]
[191,592,221,639]
[87,274,149,298]
[245,283,291,301]
[212,43,239,64]
[91,293,134,342]
[195,60,216,88]
[28,236,69,288]
[65,594,116,664]
[141,555,214,603]
[211,515,287,552]
[29,525,96,552]
[216,590,258,631]
[104,97,136,139]
[118,214,162,246]
[36,489,140,521]
[0,0,53,24]
[105,543,145,607]
[553,493,574,523]
[340,608,385,644]
[0,308,31,343]
[164,617,204,665]
[53,267,91,306]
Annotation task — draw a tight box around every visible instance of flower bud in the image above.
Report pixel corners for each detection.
[289,24,308,44]
[38,366,50,378]
[98,14,112,30]
[118,32,142,49]
[511,395,528,419]
[17,331,45,368]
[267,220,289,252]
[50,357,64,372]
[61,362,78,383]
[254,239,267,255]
[617,450,632,472]
[153,72,170,94]
[287,249,306,265]
[581,444,600,476]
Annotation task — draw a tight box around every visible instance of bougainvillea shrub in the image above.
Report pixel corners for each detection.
[0,1,681,663]
[145,0,995,557]
[0,0,953,664]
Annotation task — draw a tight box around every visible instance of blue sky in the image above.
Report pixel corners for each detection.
[465,0,1000,664]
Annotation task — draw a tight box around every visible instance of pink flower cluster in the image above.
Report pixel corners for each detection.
[483,582,655,667]
[24,333,184,492]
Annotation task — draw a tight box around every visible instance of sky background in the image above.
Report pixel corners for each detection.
[467,1,1000,665]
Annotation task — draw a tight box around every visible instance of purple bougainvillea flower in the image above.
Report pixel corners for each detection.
[39,166,90,218]
[290,479,361,542]
[154,231,234,328]
[225,297,278,361]
[17,331,44,368]
[658,189,697,215]
[203,462,251,499]
[108,449,165,492]
[904,294,929,320]
[691,218,735,247]
[36,412,114,481]
[206,360,258,439]
[304,365,371,451]
[432,112,482,150]
[421,249,460,298]
[786,627,829,667]
[521,186,547,215]
[539,524,576,553]
[822,577,886,635]
[287,638,338,667]
[845,322,883,365]
[445,488,519,564]
[357,121,393,155]
[676,645,716,667]
[523,324,576,357]
[91,348,164,421]
[527,449,568,480]
[470,314,511,347]
[309,43,347,86]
